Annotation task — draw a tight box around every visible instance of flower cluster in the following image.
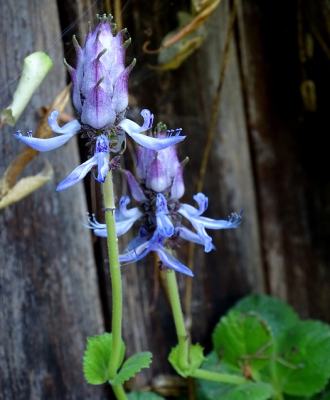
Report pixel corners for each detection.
[88,127,242,276]
[14,15,242,277]
[15,15,185,190]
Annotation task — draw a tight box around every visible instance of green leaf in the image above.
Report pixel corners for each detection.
[213,310,274,374]
[169,343,204,377]
[233,295,299,337]
[276,320,330,396]
[127,392,165,399]
[112,352,152,385]
[197,352,273,400]
[83,333,125,385]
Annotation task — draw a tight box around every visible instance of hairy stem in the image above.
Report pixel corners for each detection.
[102,171,126,399]
[165,269,189,370]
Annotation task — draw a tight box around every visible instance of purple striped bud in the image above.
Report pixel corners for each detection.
[65,15,135,130]
[136,132,185,197]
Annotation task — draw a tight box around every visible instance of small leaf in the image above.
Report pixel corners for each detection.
[197,352,273,400]
[276,320,330,396]
[127,392,165,400]
[212,310,274,374]
[233,295,299,337]
[1,52,53,126]
[112,352,152,385]
[169,343,204,377]
[83,333,125,385]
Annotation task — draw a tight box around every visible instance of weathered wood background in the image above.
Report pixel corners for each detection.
[0,0,329,398]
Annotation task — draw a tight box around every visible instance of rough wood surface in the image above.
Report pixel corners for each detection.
[0,1,105,399]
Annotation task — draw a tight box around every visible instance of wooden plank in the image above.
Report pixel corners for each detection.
[236,0,330,319]
[0,1,106,398]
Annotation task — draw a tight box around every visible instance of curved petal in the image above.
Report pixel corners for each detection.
[48,110,81,135]
[119,238,152,264]
[117,196,142,220]
[116,218,139,237]
[193,193,208,215]
[118,109,154,134]
[93,228,108,237]
[125,129,186,151]
[155,246,194,277]
[56,155,97,191]
[178,207,215,252]
[177,226,214,252]
[122,170,146,201]
[15,131,76,152]
[86,211,139,238]
[195,213,242,230]
[179,203,200,217]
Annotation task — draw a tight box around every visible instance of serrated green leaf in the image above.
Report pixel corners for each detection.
[213,310,274,374]
[197,352,273,400]
[276,320,330,396]
[233,295,299,337]
[112,352,152,385]
[169,343,204,377]
[127,392,164,400]
[83,333,125,385]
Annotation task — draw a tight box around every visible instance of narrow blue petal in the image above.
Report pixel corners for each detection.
[117,196,142,220]
[118,109,154,134]
[119,238,152,264]
[126,130,186,151]
[86,211,138,238]
[178,207,215,252]
[193,193,208,215]
[155,246,194,277]
[156,214,174,238]
[116,219,136,236]
[93,228,107,237]
[56,155,97,191]
[195,211,243,230]
[48,110,81,135]
[15,132,75,152]
[177,226,215,252]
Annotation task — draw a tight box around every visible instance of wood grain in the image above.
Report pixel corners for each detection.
[0,1,105,399]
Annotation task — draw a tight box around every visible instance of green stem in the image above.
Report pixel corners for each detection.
[165,270,247,387]
[112,384,127,400]
[102,172,125,398]
[164,269,189,370]
[191,368,247,385]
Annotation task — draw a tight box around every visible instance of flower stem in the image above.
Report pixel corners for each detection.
[112,384,127,400]
[164,269,189,370]
[164,269,247,386]
[102,171,126,400]
[190,368,247,385]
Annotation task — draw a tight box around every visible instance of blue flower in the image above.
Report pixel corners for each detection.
[14,16,186,190]
[87,136,242,276]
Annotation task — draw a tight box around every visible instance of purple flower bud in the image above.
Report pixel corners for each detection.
[136,133,185,196]
[65,16,134,129]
